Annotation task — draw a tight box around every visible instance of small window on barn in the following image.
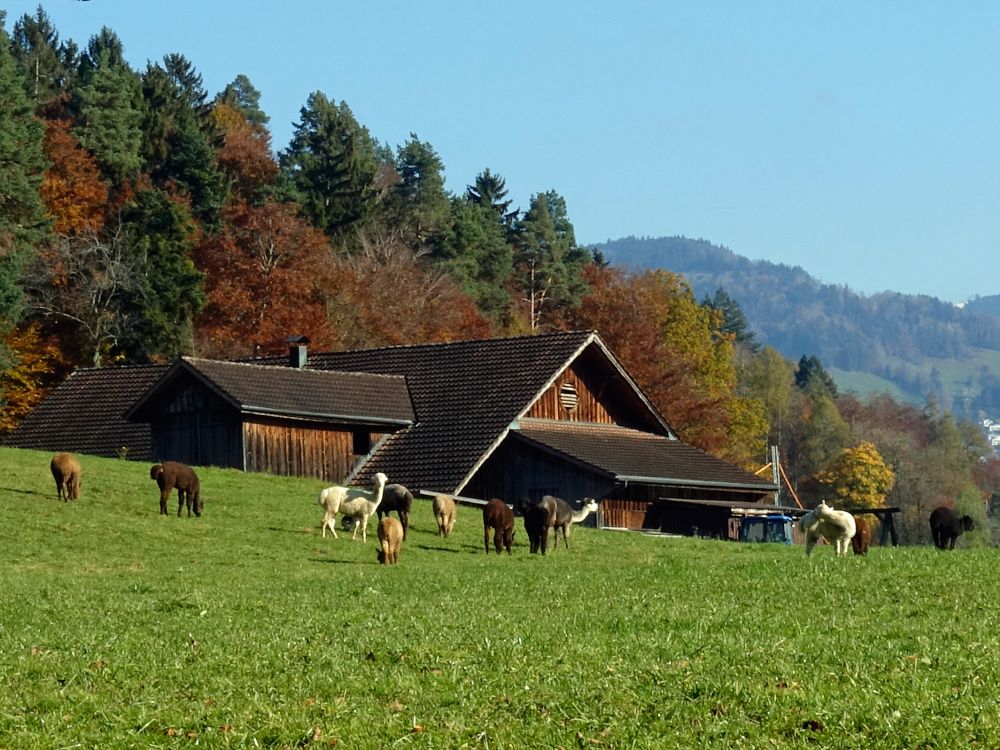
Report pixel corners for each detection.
[559,382,578,412]
[352,430,371,455]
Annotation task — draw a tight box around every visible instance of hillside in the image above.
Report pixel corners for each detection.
[596,236,1000,415]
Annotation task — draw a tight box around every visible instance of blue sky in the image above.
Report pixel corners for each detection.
[6,1,1000,303]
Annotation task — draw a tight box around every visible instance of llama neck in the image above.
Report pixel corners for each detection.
[371,481,385,509]
[571,505,595,523]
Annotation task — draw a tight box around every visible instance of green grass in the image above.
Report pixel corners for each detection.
[2,446,999,748]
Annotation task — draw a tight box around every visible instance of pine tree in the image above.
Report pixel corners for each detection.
[73,45,143,187]
[216,74,269,128]
[391,133,450,251]
[279,91,381,241]
[10,7,76,111]
[0,23,49,334]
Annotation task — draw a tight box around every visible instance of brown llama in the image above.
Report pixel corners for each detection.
[852,516,872,555]
[432,494,457,537]
[483,498,514,555]
[50,453,81,502]
[150,461,202,517]
[377,517,404,564]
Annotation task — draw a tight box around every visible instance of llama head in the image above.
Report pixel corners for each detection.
[374,472,388,487]
[961,515,975,531]
[816,501,833,515]
[583,499,599,513]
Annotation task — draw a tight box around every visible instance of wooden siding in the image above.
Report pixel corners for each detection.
[464,438,616,505]
[526,364,616,424]
[243,418,376,481]
[149,381,242,468]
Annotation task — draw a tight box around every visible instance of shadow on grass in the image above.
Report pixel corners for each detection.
[309,557,379,566]
[0,485,50,499]
[265,526,313,535]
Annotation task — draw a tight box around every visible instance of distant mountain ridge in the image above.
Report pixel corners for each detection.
[596,236,1000,412]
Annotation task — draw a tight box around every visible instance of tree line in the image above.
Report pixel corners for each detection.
[0,8,996,545]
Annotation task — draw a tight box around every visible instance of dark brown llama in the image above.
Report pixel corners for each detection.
[483,498,514,555]
[150,461,202,517]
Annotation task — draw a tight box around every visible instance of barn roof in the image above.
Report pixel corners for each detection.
[258,330,664,493]
[1,364,166,459]
[126,358,415,426]
[513,418,777,492]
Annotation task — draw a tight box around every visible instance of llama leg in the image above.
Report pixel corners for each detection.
[805,534,816,556]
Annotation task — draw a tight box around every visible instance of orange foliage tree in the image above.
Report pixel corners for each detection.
[40,119,108,234]
[568,265,766,462]
[0,322,71,433]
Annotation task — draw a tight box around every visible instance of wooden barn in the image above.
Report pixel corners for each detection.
[4,330,778,534]
[124,358,414,480]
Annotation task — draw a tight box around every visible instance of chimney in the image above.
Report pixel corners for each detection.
[286,335,310,368]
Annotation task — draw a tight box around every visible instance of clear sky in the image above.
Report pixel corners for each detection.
[5,1,999,303]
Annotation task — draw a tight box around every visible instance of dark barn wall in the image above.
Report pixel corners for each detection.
[243,419,383,481]
[149,382,242,468]
[464,438,616,506]
[601,487,774,533]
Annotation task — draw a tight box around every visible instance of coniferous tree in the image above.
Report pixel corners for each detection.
[391,133,450,251]
[795,354,839,399]
[216,74,269,128]
[10,7,76,111]
[73,43,143,187]
[0,22,49,381]
[141,55,226,228]
[704,287,758,351]
[116,188,204,362]
[513,191,589,330]
[279,91,381,242]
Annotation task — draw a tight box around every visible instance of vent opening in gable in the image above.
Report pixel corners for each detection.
[559,382,578,412]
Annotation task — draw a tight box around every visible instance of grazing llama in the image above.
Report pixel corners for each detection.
[150,461,201,517]
[523,501,553,555]
[482,498,514,555]
[797,501,856,557]
[547,496,599,549]
[50,453,81,502]
[377,517,404,564]
[432,494,457,537]
[929,505,975,550]
[317,472,388,543]
[376,483,413,539]
[852,516,872,555]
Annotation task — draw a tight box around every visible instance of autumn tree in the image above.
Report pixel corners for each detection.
[211,101,278,203]
[324,230,491,349]
[569,265,766,459]
[816,441,895,510]
[40,119,108,234]
[24,224,141,366]
[0,321,71,433]
[193,199,336,358]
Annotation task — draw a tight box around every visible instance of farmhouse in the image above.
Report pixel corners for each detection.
[3,330,778,534]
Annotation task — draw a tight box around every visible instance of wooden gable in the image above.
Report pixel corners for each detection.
[523,342,670,435]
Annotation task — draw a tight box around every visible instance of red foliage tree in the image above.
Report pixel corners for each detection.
[193,199,337,358]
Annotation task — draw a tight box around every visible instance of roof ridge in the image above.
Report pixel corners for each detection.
[306,329,597,359]
[184,357,408,382]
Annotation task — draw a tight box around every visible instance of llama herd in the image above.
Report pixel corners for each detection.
[316,472,600,564]
[42,452,978,557]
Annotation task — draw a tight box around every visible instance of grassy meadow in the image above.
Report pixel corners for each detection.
[2,446,999,749]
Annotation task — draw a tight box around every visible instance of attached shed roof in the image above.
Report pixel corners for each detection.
[1,364,166,459]
[126,358,415,426]
[513,418,778,492]
[285,330,615,492]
